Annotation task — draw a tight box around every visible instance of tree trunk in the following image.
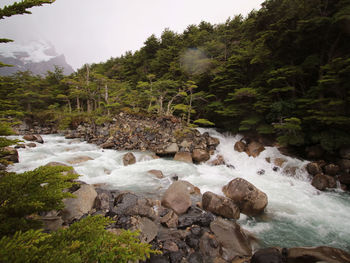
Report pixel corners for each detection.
[67,98,72,113]
[104,84,110,115]
[187,91,193,125]
[76,97,80,112]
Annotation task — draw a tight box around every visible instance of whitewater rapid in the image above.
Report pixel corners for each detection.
[7,131,350,251]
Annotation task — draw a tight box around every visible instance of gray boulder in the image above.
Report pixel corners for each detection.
[161,181,192,215]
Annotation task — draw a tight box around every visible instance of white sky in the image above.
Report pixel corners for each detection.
[0,0,264,69]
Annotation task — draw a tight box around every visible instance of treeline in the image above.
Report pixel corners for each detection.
[2,0,350,153]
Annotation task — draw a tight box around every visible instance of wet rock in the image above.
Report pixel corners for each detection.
[162,181,192,215]
[174,152,193,163]
[130,216,158,243]
[210,217,252,262]
[67,156,93,165]
[324,164,340,176]
[192,149,210,163]
[113,192,156,219]
[14,144,25,149]
[209,155,225,166]
[287,246,350,263]
[178,206,215,228]
[61,184,97,222]
[246,141,265,157]
[26,142,37,148]
[222,178,268,216]
[283,166,298,177]
[160,210,178,228]
[148,169,164,179]
[306,162,322,176]
[202,191,240,219]
[123,152,136,166]
[234,141,246,152]
[311,174,336,190]
[273,167,279,172]
[2,146,19,163]
[273,158,287,168]
[207,136,220,147]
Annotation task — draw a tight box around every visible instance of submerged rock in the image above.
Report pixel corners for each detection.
[148,169,164,179]
[67,156,93,164]
[222,178,268,216]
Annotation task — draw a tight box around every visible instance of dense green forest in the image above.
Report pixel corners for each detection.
[1,0,350,154]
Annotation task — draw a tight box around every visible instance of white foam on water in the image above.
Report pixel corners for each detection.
[6,132,350,250]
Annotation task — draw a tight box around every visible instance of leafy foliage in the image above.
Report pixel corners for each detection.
[0,215,159,263]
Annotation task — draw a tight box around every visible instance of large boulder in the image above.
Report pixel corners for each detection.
[192,149,210,163]
[311,174,336,190]
[234,141,246,153]
[210,218,252,262]
[61,184,97,222]
[174,152,193,163]
[324,163,340,176]
[246,141,265,157]
[287,246,350,263]
[123,152,136,166]
[161,181,192,215]
[202,191,240,219]
[306,162,322,176]
[222,178,268,216]
[2,146,19,163]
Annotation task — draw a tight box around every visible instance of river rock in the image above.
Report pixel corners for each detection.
[23,134,44,143]
[160,210,178,228]
[178,206,215,228]
[26,143,37,148]
[15,144,25,149]
[113,192,156,219]
[199,232,221,262]
[251,248,283,263]
[61,184,97,222]
[94,192,110,212]
[67,156,93,164]
[287,246,350,263]
[234,141,246,152]
[164,143,179,154]
[2,146,19,163]
[311,174,336,190]
[324,163,340,176]
[202,191,240,219]
[130,216,158,243]
[222,178,268,216]
[161,181,192,215]
[246,141,265,157]
[100,141,115,149]
[192,149,210,163]
[174,152,193,163]
[306,162,322,175]
[123,152,136,166]
[210,217,252,262]
[148,169,164,179]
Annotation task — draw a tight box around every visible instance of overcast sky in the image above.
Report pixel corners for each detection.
[0,0,264,69]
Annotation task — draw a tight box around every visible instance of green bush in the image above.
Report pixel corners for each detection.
[0,166,78,237]
[0,215,160,263]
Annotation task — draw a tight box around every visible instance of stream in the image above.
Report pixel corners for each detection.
[7,129,350,251]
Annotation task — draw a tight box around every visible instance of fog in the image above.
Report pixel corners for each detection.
[0,0,264,69]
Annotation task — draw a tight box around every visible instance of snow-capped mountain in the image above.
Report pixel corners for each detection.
[0,40,74,76]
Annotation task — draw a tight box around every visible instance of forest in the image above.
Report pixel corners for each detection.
[1,0,350,155]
